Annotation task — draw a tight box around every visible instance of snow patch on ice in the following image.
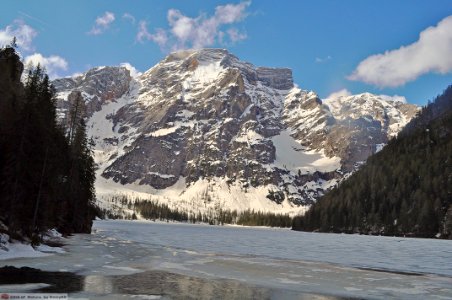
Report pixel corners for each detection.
[131,295,162,300]
[0,283,51,291]
[0,240,52,260]
[102,265,142,273]
[35,244,66,254]
[344,287,363,292]
[376,287,428,295]
[276,278,301,284]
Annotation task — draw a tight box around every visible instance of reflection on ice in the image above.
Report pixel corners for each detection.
[112,270,343,300]
[103,265,142,273]
[83,275,114,294]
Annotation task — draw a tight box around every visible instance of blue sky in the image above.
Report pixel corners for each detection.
[1,0,451,105]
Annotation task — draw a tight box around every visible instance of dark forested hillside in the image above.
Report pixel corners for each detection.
[0,46,96,241]
[293,86,452,239]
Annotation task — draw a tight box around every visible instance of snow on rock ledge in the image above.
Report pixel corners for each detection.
[53,48,418,216]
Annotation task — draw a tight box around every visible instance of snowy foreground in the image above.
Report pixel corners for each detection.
[0,229,66,260]
[1,220,452,299]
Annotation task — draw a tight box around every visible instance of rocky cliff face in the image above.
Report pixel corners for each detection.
[53,49,418,214]
[322,93,418,170]
[53,66,132,119]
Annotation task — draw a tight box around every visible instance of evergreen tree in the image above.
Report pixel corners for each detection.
[0,46,96,239]
[66,118,96,233]
[293,86,452,239]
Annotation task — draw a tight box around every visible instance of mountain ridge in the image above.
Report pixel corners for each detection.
[52,48,418,216]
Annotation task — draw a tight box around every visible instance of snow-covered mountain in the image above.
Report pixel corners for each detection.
[53,49,418,216]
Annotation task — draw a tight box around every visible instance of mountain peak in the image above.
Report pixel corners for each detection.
[52,48,418,215]
[329,92,407,105]
[323,91,418,140]
[146,48,294,91]
[164,48,233,63]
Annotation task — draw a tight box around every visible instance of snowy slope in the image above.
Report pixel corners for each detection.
[53,48,418,216]
[324,92,419,138]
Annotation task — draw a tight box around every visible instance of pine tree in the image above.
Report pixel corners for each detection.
[63,98,96,233]
[0,47,96,239]
[293,86,452,239]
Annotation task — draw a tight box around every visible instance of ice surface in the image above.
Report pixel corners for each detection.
[1,221,451,300]
[34,244,66,254]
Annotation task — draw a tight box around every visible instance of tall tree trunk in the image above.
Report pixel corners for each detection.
[32,146,49,232]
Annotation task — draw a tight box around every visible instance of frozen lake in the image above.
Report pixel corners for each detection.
[1,220,452,299]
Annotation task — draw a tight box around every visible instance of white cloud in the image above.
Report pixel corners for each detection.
[70,72,83,78]
[315,55,332,63]
[348,15,452,87]
[24,53,68,79]
[215,2,249,24]
[325,88,352,100]
[136,20,151,42]
[227,28,247,43]
[120,62,142,78]
[137,21,168,48]
[137,1,251,51]
[379,94,407,104]
[0,19,37,51]
[0,20,68,79]
[88,11,115,35]
[123,13,136,24]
